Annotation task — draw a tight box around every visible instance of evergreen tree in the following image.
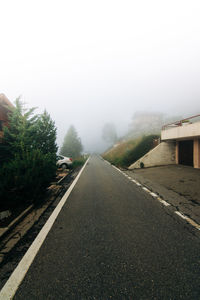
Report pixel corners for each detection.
[34,110,58,155]
[2,97,38,159]
[0,98,58,208]
[60,125,83,158]
[2,99,58,158]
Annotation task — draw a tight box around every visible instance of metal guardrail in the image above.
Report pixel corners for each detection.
[162,114,200,130]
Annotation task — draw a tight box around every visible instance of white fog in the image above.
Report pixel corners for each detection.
[1,0,200,152]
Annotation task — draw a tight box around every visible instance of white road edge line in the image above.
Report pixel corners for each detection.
[142,187,150,193]
[113,166,120,172]
[150,192,158,198]
[158,199,170,207]
[175,211,187,220]
[106,160,200,231]
[0,157,90,300]
[109,162,200,231]
[184,217,200,230]
[163,201,170,207]
[175,211,200,230]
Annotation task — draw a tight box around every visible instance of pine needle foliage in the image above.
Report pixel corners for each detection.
[0,98,58,209]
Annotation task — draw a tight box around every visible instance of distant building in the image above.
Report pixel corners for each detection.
[0,94,14,141]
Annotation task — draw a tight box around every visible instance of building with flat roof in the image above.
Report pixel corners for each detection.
[161,115,200,169]
[129,114,200,170]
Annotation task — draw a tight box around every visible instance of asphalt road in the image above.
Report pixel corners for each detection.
[12,155,200,299]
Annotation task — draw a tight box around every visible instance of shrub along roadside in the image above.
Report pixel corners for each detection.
[0,98,58,210]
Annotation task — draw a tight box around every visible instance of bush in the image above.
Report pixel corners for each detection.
[0,99,58,210]
[72,156,88,169]
[0,150,57,209]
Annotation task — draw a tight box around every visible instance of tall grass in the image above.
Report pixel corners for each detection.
[72,155,88,168]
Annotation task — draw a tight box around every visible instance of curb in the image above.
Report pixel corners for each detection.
[0,157,90,299]
[0,170,70,243]
[0,186,63,265]
[0,171,73,264]
[0,205,33,242]
[57,172,69,184]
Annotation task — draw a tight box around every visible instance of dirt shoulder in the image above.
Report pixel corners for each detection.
[125,165,200,225]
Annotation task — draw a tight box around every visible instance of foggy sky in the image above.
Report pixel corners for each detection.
[1,0,200,152]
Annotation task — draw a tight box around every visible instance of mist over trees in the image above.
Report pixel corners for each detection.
[127,111,183,139]
[60,125,83,158]
[102,123,118,145]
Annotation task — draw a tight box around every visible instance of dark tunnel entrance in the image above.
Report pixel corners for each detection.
[178,140,193,166]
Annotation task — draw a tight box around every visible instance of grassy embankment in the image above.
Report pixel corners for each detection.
[102,134,160,168]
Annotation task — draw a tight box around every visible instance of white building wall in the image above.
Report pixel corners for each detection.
[161,121,200,141]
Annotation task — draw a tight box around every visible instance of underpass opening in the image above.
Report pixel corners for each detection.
[178,140,193,166]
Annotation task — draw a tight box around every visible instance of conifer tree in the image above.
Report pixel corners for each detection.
[3,97,38,158]
[60,125,83,158]
[34,110,58,155]
[0,98,58,207]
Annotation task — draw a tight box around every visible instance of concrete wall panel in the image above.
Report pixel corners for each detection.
[161,122,200,141]
[128,142,176,169]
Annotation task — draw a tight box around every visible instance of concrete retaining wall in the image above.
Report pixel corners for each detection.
[128,141,176,169]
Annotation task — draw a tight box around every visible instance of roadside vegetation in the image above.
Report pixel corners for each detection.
[0,98,58,210]
[102,111,181,169]
[60,125,86,168]
[72,155,88,168]
[102,134,160,168]
[60,125,83,159]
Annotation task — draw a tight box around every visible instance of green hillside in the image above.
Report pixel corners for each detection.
[102,134,160,168]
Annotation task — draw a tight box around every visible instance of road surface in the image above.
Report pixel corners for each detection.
[4,155,200,299]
